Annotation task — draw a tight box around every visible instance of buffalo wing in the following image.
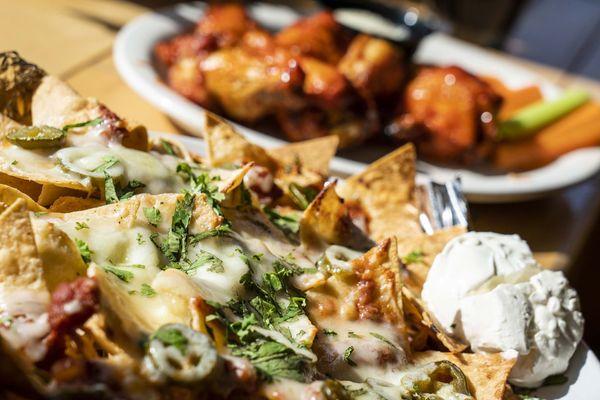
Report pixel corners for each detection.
[387,66,502,163]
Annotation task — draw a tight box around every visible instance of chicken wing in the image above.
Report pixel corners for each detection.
[387,66,502,163]
[299,57,354,110]
[194,3,260,48]
[275,11,351,64]
[338,34,406,99]
[200,45,305,122]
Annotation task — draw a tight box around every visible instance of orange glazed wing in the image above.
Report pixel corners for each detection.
[338,34,406,99]
[275,11,351,64]
[200,46,305,122]
[194,3,260,48]
[387,66,501,163]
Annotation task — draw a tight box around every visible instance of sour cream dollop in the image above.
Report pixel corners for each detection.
[421,232,584,388]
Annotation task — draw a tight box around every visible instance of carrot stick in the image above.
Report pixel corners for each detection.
[498,89,590,140]
[494,102,600,171]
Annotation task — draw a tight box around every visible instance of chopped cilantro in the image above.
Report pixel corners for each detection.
[369,332,399,349]
[288,183,318,210]
[143,207,161,226]
[230,339,308,382]
[322,328,337,336]
[92,155,119,173]
[140,283,157,297]
[74,221,89,230]
[182,250,224,274]
[103,172,145,204]
[136,232,146,245]
[103,172,119,204]
[62,117,103,132]
[189,225,232,243]
[151,327,188,354]
[75,239,93,263]
[161,139,176,155]
[348,331,362,339]
[152,192,195,262]
[402,250,424,265]
[118,180,145,200]
[343,346,357,367]
[103,265,134,283]
[264,207,300,237]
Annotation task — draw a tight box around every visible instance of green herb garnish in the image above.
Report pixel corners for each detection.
[230,339,308,382]
[369,332,399,349]
[143,207,161,226]
[75,238,93,263]
[402,250,424,265]
[92,155,119,173]
[104,172,119,204]
[161,139,176,155]
[62,117,103,132]
[264,207,300,237]
[288,183,318,210]
[74,221,89,230]
[140,283,157,297]
[103,265,134,283]
[343,346,357,367]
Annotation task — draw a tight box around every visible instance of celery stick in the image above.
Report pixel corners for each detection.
[498,89,590,140]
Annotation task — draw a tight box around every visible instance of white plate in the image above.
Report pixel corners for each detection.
[114,2,600,203]
[152,131,600,399]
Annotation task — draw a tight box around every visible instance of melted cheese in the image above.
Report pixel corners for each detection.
[0,288,50,362]
[314,318,407,382]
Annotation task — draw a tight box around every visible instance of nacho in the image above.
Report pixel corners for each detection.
[402,286,468,353]
[0,51,533,400]
[413,351,516,400]
[0,183,45,214]
[300,180,373,251]
[337,144,422,241]
[396,226,467,294]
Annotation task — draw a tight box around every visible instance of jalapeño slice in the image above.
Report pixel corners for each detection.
[7,125,66,149]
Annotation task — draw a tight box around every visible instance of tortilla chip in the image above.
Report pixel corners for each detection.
[0,199,45,291]
[0,51,46,125]
[0,183,45,214]
[396,226,467,294]
[402,287,468,353]
[120,121,149,152]
[413,351,516,400]
[307,238,410,376]
[37,184,91,208]
[300,181,373,251]
[0,172,42,201]
[203,112,276,170]
[337,144,421,241]
[32,75,148,148]
[49,196,104,213]
[216,163,254,195]
[30,218,88,291]
[350,238,407,343]
[268,135,338,177]
[0,114,23,136]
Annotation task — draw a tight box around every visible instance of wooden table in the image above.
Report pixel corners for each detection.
[2,0,600,270]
